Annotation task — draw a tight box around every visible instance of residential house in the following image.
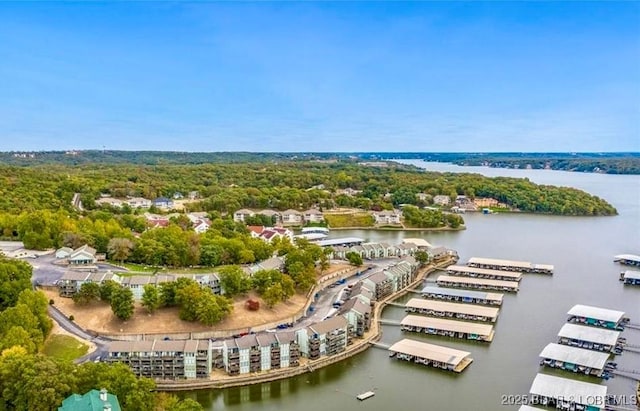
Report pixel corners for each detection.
[68,244,97,266]
[233,209,254,223]
[335,188,361,196]
[303,209,324,224]
[193,219,210,234]
[281,209,303,225]
[373,210,402,225]
[339,297,372,337]
[95,197,124,208]
[296,316,350,359]
[127,197,152,209]
[256,209,281,224]
[55,247,73,259]
[244,256,285,276]
[433,195,451,206]
[173,192,184,199]
[152,197,174,209]
[58,271,119,297]
[58,389,121,411]
[106,339,212,380]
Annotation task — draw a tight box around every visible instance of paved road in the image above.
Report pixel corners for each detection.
[48,305,111,363]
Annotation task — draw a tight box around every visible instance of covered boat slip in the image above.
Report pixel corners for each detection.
[404,298,500,322]
[388,338,473,373]
[557,324,624,354]
[614,254,640,267]
[467,257,554,274]
[620,270,640,285]
[539,343,611,378]
[436,275,519,292]
[445,264,522,282]
[400,314,495,342]
[421,286,504,306]
[529,373,607,410]
[567,304,628,330]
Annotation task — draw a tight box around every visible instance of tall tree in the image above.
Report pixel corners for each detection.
[107,237,134,264]
[141,284,161,313]
[73,282,101,306]
[110,286,134,320]
[218,265,251,297]
[0,257,32,311]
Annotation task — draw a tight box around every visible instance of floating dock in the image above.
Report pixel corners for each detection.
[405,298,499,322]
[467,257,554,274]
[356,391,375,401]
[614,254,640,267]
[539,343,613,378]
[388,338,473,373]
[620,270,640,285]
[400,315,494,342]
[557,323,624,354]
[528,373,607,410]
[445,265,522,282]
[567,304,628,330]
[436,275,519,292]
[421,286,504,306]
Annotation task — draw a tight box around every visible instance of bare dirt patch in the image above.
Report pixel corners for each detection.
[44,289,307,335]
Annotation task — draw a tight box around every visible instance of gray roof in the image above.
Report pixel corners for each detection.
[557,323,621,346]
[529,374,607,408]
[308,316,348,336]
[446,264,522,280]
[567,304,626,323]
[316,237,365,247]
[60,271,91,281]
[339,297,371,316]
[388,338,471,365]
[539,343,610,369]
[366,272,391,285]
[235,334,258,349]
[401,315,494,337]
[256,333,277,347]
[275,331,296,344]
[108,339,206,353]
[436,275,519,290]
[405,298,499,319]
[421,286,504,302]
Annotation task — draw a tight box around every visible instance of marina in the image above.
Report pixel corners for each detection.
[613,254,640,267]
[567,304,629,330]
[619,270,640,285]
[445,264,522,282]
[528,373,607,410]
[421,286,504,306]
[557,323,625,354]
[387,338,473,373]
[404,298,499,322]
[467,257,554,274]
[400,315,495,342]
[538,343,614,379]
[436,275,519,292]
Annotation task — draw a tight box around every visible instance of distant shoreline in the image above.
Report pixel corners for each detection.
[328,226,466,232]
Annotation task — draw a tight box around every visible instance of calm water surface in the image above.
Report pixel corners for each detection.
[189,161,640,411]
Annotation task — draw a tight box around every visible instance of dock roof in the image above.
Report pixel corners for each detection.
[468,257,532,269]
[539,343,610,370]
[421,286,504,303]
[437,275,519,290]
[316,237,364,247]
[623,270,640,280]
[446,265,522,280]
[614,254,640,263]
[401,315,494,337]
[567,304,626,323]
[529,374,607,409]
[405,298,499,319]
[557,323,621,346]
[388,338,471,365]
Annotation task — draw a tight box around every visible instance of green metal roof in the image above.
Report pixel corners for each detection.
[58,389,121,411]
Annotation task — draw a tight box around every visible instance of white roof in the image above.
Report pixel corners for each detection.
[539,343,610,369]
[614,254,640,262]
[405,298,499,319]
[403,238,431,248]
[567,304,626,323]
[557,323,620,346]
[421,286,504,302]
[446,265,522,280]
[401,315,493,337]
[529,374,607,409]
[468,257,532,269]
[388,338,471,365]
[437,275,519,290]
[623,270,640,280]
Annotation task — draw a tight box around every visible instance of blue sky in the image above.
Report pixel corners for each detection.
[0,2,638,152]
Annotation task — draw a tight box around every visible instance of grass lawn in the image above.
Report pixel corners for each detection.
[324,213,375,228]
[116,262,224,274]
[43,334,89,362]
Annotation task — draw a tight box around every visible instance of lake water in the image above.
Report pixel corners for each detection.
[190,160,640,410]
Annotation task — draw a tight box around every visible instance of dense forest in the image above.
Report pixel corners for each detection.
[2,150,639,174]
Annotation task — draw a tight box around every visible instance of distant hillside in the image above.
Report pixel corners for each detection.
[1,150,639,174]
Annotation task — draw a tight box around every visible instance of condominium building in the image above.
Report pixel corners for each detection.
[296,316,351,360]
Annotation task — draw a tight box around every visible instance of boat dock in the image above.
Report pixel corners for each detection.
[316,237,364,248]
[436,275,519,293]
[421,286,504,306]
[400,315,495,342]
[620,270,640,285]
[558,323,625,354]
[528,373,607,410]
[388,338,473,373]
[404,298,500,322]
[467,257,554,274]
[356,391,375,401]
[445,264,522,282]
[539,343,614,378]
[614,254,640,267]
[567,304,629,330]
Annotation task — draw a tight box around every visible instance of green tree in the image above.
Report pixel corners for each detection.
[0,326,37,353]
[99,279,120,302]
[0,257,33,311]
[218,265,251,297]
[346,251,363,266]
[108,237,134,264]
[195,292,232,326]
[17,289,53,337]
[73,282,101,305]
[141,284,161,313]
[262,283,284,308]
[414,250,429,266]
[175,282,203,321]
[110,286,134,320]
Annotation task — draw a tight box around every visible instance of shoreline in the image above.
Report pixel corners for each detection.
[155,257,455,392]
[328,226,466,231]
